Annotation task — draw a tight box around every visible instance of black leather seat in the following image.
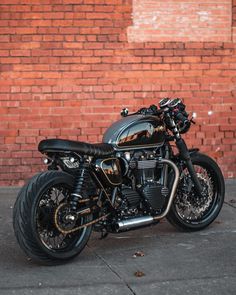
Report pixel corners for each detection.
[38,139,114,157]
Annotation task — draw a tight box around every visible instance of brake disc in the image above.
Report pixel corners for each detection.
[175,167,214,220]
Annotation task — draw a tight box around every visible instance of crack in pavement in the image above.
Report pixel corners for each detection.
[224,201,236,209]
[87,244,136,295]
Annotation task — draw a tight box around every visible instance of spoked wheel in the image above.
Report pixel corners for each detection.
[13,171,92,265]
[36,185,88,252]
[167,153,225,231]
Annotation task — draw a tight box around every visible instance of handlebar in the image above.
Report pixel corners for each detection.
[138,104,162,116]
[121,104,162,117]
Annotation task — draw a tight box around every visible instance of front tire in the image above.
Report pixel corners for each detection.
[167,153,225,231]
[13,171,92,265]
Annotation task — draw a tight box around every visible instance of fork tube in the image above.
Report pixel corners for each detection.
[175,138,203,196]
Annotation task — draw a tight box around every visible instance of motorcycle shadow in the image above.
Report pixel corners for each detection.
[88,219,178,253]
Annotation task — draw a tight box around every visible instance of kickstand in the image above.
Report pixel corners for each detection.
[100,229,109,240]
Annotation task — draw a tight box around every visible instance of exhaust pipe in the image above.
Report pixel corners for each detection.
[116,216,154,231]
[153,158,179,221]
[115,159,180,232]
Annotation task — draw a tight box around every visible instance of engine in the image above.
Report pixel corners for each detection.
[121,151,169,214]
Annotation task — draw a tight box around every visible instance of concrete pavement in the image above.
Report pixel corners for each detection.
[0,180,235,295]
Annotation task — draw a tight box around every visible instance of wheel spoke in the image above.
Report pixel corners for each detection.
[36,184,87,251]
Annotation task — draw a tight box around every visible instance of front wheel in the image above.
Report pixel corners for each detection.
[13,171,93,265]
[167,153,225,231]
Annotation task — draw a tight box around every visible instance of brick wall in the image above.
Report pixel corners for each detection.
[128,0,233,42]
[0,0,235,185]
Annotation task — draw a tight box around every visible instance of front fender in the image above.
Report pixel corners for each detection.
[188,148,200,156]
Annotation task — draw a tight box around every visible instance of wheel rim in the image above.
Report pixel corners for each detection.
[35,184,87,252]
[174,164,220,224]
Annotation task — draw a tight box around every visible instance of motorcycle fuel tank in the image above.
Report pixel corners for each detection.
[103,115,166,150]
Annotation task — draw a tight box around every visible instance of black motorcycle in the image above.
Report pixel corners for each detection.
[13,98,225,264]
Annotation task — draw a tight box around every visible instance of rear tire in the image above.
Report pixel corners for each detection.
[167,153,225,231]
[13,171,92,265]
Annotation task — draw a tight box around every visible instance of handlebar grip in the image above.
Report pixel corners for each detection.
[176,112,188,124]
[175,111,191,134]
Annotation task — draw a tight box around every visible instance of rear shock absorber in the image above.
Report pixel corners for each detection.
[70,162,90,211]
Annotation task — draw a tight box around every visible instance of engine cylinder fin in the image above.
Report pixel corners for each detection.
[161,186,169,197]
[140,183,167,211]
[137,159,157,169]
[122,187,140,207]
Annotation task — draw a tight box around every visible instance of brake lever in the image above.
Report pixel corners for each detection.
[190,116,196,124]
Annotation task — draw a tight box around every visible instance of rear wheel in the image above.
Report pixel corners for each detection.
[167,153,225,231]
[13,171,92,264]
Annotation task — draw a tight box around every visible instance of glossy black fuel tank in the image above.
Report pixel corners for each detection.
[103,115,166,150]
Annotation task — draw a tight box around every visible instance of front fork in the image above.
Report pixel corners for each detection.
[175,138,203,197]
[164,112,203,197]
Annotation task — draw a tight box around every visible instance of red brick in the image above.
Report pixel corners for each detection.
[134,49,155,56]
[164,57,182,63]
[142,57,162,63]
[15,28,37,34]
[164,71,183,78]
[94,50,113,56]
[10,50,31,57]
[185,43,204,49]
[183,56,201,63]
[0,50,9,56]
[155,50,174,56]
[53,49,73,56]
[81,57,101,63]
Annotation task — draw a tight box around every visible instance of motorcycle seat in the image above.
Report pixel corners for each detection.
[38,139,114,157]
